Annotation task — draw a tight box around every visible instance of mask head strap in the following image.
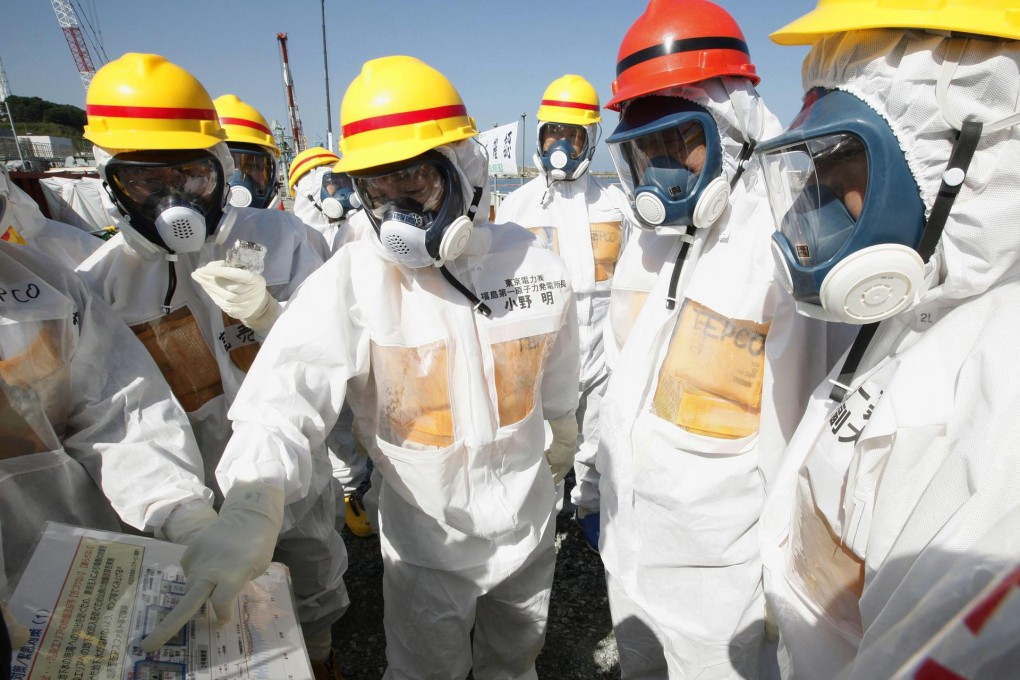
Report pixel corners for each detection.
[829,322,880,403]
[664,227,696,311]
[439,265,491,317]
[466,186,483,221]
[828,118,982,403]
[917,118,982,262]
[729,138,757,189]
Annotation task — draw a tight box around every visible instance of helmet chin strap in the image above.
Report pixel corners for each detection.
[937,37,1020,135]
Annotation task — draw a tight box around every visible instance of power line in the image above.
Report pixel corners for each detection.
[71,0,108,65]
[48,0,98,91]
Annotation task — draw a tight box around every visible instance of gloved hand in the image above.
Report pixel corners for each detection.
[545,413,578,484]
[139,481,285,652]
[160,499,219,545]
[191,260,282,335]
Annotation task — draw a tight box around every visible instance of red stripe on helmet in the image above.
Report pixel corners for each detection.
[86,104,217,121]
[291,152,339,179]
[219,116,271,136]
[342,104,467,138]
[540,99,599,112]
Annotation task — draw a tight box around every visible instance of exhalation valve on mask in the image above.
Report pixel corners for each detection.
[154,196,208,253]
[321,187,360,221]
[542,139,591,182]
[227,179,256,208]
[321,196,345,220]
[378,208,433,268]
[547,139,572,181]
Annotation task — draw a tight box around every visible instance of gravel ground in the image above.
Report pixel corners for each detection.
[330,475,621,679]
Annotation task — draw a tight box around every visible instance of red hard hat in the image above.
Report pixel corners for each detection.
[606,0,760,112]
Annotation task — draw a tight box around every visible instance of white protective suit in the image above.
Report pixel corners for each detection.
[1,168,102,268]
[495,160,631,516]
[323,209,373,500]
[760,31,1020,680]
[602,227,676,373]
[220,139,580,678]
[292,166,365,254]
[75,146,347,640]
[598,78,831,679]
[0,239,210,582]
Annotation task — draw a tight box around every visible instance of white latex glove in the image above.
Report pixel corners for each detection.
[191,260,282,335]
[139,481,285,652]
[545,413,578,484]
[160,500,219,545]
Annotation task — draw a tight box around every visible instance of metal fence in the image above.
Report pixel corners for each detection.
[0,136,94,167]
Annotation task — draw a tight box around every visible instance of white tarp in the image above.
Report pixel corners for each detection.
[38,175,112,234]
[477,121,519,177]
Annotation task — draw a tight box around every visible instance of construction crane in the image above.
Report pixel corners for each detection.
[277,33,306,153]
[49,0,98,92]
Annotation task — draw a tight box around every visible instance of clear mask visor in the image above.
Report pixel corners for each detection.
[320,170,353,198]
[107,153,223,223]
[229,147,276,202]
[353,159,449,225]
[759,133,869,268]
[539,123,588,160]
[609,120,708,202]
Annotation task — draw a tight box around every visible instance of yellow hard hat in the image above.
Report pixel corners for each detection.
[537,75,601,126]
[771,0,1020,45]
[335,56,478,173]
[213,94,280,158]
[288,146,340,194]
[84,53,225,150]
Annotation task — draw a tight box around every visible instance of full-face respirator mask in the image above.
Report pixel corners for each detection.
[535,122,598,182]
[351,149,480,268]
[105,149,227,253]
[608,96,732,233]
[226,143,278,209]
[318,170,359,221]
[757,88,928,324]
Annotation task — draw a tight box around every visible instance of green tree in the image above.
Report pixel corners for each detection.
[4,95,47,122]
[1,95,87,138]
[43,104,87,129]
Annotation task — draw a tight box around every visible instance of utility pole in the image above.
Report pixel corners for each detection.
[520,112,526,186]
[0,59,25,165]
[277,33,305,153]
[320,0,333,153]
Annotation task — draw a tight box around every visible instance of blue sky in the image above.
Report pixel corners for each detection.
[0,0,817,173]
